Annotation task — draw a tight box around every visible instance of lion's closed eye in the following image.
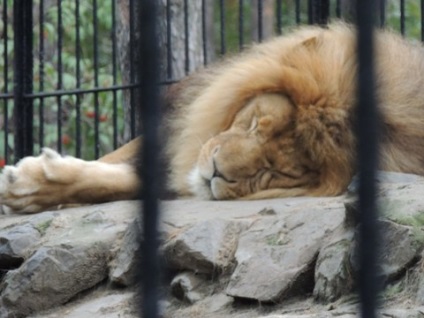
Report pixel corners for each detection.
[248,117,258,132]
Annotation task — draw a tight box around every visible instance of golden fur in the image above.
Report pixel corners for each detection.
[1,23,424,213]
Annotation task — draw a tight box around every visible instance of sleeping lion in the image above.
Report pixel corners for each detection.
[1,23,424,213]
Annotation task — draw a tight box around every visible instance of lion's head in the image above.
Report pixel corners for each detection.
[188,94,321,200]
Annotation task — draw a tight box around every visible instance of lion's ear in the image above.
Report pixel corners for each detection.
[257,116,274,137]
[300,36,319,50]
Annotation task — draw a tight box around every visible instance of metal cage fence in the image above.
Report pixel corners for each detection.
[2,0,423,165]
[136,1,381,318]
[0,0,420,317]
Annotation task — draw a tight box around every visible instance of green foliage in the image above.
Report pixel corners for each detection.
[32,0,123,160]
[1,0,124,162]
[1,0,424,163]
[386,1,422,40]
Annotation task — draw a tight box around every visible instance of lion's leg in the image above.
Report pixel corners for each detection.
[0,141,141,214]
[98,137,141,164]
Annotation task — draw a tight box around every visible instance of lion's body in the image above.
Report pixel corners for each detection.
[2,23,424,213]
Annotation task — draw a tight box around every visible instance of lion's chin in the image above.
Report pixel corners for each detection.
[187,166,215,200]
[188,166,240,200]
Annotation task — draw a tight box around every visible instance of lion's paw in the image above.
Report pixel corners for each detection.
[0,148,84,214]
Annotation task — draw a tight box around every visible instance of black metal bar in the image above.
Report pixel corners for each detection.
[166,0,173,78]
[111,0,118,150]
[257,0,263,41]
[239,0,244,50]
[308,0,313,24]
[422,0,424,42]
[219,0,226,55]
[380,0,386,27]
[13,0,34,161]
[184,0,189,75]
[309,0,330,25]
[201,0,208,64]
[320,0,330,25]
[355,0,380,317]
[56,0,63,153]
[276,0,282,35]
[0,84,179,100]
[129,0,136,139]
[8,83,148,99]
[93,0,100,158]
[75,0,82,157]
[336,0,341,18]
[400,0,405,35]
[295,0,301,24]
[3,0,9,163]
[38,0,45,150]
[137,1,161,317]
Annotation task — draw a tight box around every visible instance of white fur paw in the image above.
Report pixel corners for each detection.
[0,148,80,213]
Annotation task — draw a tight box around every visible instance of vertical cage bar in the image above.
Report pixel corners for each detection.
[93,0,100,158]
[421,0,424,42]
[238,0,244,50]
[400,0,405,35]
[219,0,226,55]
[309,0,330,25]
[137,0,161,316]
[184,0,189,75]
[295,0,301,24]
[257,0,263,41]
[129,0,136,139]
[3,0,9,163]
[166,0,173,78]
[355,0,380,317]
[276,0,282,35]
[111,0,118,149]
[13,0,34,161]
[308,0,313,24]
[201,0,208,64]
[75,0,82,157]
[336,0,341,18]
[380,0,386,27]
[38,0,45,150]
[56,0,63,153]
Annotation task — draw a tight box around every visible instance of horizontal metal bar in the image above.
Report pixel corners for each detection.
[0,80,177,100]
[0,93,14,99]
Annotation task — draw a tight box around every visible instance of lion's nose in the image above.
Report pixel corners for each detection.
[212,158,235,183]
[212,159,222,179]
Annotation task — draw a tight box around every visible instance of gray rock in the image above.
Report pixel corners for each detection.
[163,219,250,274]
[170,271,211,304]
[203,293,233,313]
[417,255,424,305]
[109,219,142,286]
[1,243,109,317]
[380,308,424,318]
[1,195,424,318]
[347,171,424,193]
[343,199,359,228]
[0,222,42,270]
[313,230,355,302]
[351,220,422,282]
[378,220,423,281]
[350,219,423,283]
[226,207,345,302]
[257,314,333,318]
[28,212,57,236]
[30,291,136,318]
[0,299,11,318]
